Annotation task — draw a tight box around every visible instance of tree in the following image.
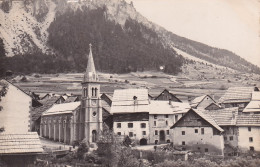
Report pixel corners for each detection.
[0,80,8,133]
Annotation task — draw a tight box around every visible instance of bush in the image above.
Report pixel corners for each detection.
[76,141,89,160]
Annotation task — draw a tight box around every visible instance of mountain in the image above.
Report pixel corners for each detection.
[0,0,259,75]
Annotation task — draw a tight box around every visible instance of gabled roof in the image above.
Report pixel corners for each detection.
[64,96,79,103]
[0,132,43,154]
[219,87,258,104]
[205,103,221,110]
[243,92,260,113]
[149,101,190,115]
[42,101,80,116]
[191,95,215,108]
[206,107,238,126]
[171,109,224,132]
[32,96,64,121]
[0,79,41,103]
[236,114,260,126]
[154,89,182,102]
[112,89,149,106]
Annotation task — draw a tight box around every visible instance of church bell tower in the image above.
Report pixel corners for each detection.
[81,44,102,143]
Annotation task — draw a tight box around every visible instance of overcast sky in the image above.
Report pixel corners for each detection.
[128,0,260,67]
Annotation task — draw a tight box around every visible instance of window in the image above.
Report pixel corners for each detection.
[155,140,158,144]
[182,141,185,145]
[248,127,251,132]
[165,114,168,118]
[229,136,233,141]
[205,148,208,152]
[201,128,204,135]
[117,132,121,136]
[155,130,158,135]
[182,131,185,135]
[128,123,133,128]
[175,115,178,122]
[250,147,255,151]
[166,121,168,126]
[224,136,227,141]
[249,137,253,142]
[166,130,169,135]
[154,121,156,126]
[129,132,133,137]
[117,123,121,128]
[141,123,146,128]
[167,140,170,143]
[154,115,157,119]
[142,131,146,135]
[92,88,94,97]
[63,120,66,128]
[195,129,198,133]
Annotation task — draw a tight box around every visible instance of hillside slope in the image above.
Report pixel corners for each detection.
[0,0,259,75]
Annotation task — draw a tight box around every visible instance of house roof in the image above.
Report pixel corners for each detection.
[205,103,221,110]
[219,87,257,104]
[243,92,260,113]
[194,109,224,132]
[64,96,79,103]
[171,109,223,132]
[0,132,43,154]
[32,96,63,121]
[236,114,260,126]
[112,89,149,106]
[42,101,80,116]
[155,89,182,102]
[149,101,190,115]
[0,79,42,104]
[191,95,215,108]
[206,107,239,126]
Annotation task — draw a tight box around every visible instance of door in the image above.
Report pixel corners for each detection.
[92,130,97,142]
[159,130,165,143]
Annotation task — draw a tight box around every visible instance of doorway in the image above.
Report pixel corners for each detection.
[159,130,165,142]
[92,130,97,142]
[140,138,147,145]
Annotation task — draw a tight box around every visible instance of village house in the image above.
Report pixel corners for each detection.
[219,87,259,110]
[206,107,239,156]
[154,89,182,102]
[110,89,150,144]
[171,109,225,155]
[0,80,42,133]
[109,88,191,145]
[148,100,190,144]
[190,95,217,109]
[236,114,260,152]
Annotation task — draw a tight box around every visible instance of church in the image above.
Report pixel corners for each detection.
[40,44,103,144]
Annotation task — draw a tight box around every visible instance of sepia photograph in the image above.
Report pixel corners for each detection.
[0,0,259,166]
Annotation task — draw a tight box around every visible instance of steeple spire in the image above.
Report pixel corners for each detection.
[83,43,98,82]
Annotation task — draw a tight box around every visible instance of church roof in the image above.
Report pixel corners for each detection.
[83,44,98,82]
[42,101,80,116]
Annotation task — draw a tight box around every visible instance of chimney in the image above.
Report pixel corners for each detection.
[169,98,172,105]
[188,96,192,104]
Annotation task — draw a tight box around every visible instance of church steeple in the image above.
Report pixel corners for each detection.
[83,44,98,82]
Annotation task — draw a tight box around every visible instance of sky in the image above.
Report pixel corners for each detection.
[127,0,260,67]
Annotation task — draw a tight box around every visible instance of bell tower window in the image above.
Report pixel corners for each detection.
[95,88,98,97]
[92,88,94,97]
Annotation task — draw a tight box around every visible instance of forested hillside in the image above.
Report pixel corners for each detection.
[47,7,185,74]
